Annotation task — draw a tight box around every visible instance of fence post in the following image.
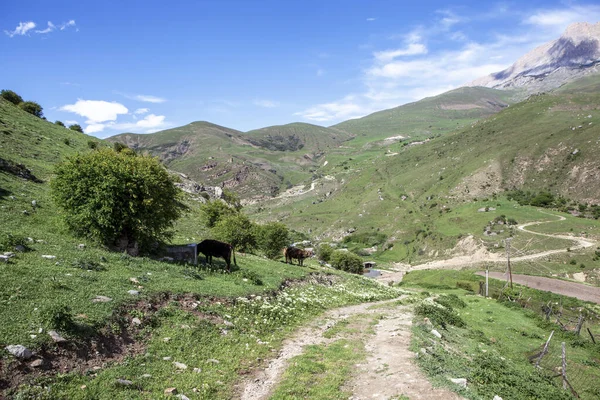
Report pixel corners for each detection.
[575,314,584,335]
[536,330,554,368]
[562,342,567,390]
[588,328,596,344]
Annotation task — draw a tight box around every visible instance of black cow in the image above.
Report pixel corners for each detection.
[284,246,312,266]
[197,239,236,272]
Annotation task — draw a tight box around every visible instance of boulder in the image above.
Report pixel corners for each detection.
[5,345,33,360]
[449,377,467,388]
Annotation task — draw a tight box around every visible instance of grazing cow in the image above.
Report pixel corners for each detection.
[284,246,312,266]
[197,239,236,272]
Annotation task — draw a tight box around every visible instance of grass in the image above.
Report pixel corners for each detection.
[271,313,379,400]
[404,270,600,399]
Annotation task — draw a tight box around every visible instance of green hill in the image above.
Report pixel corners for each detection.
[246,122,354,152]
[333,86,519,143]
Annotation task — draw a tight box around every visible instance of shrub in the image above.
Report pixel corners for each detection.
[200,200,238,228]
[414,302,465,328]
[51,148,185,254]
[55,120,65,127]
[39,304,76,332]
[330,250,363,274]
[456,281,475,292]
[317,243,334,263]
[211,213,257,253]
[113,142,128,152]
[19,101,44,118]
[87,140,98,149]
[1,89,23,105]
[256,221,290,259]
[0,233,28,252]
[434,294,466,309]
[69,124,83,133]
[63,138,70,146]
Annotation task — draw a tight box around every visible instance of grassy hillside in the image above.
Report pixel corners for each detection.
[109,122,355,199]
[333,86,519,143]
[248,81,600,267]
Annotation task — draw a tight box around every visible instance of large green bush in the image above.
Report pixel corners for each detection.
[257,221,290,259]
[200,200,238,228]
[211,213,257,252]
[51,148,185,254]
[18,101,44,118]
[69,124,84,133]
[330,250,364,274]
[317,243,334,263]
[0,89,23,105]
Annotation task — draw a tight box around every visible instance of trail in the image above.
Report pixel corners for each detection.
[237,298,463,400]
[378,211,597,284]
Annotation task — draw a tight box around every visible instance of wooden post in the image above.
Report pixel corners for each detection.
[588,328,596,344]
[575,314,584,335]
[505,238,513,289]
[485,268,489,297]
[562,342,567,390]
[536,330,554,368]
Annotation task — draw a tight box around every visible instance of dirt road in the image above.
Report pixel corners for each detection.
[378,211,598,286]
[238,298,463,400]
[476,271,600,304]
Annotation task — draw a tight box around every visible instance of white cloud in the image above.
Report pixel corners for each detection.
[59,20,76,30]
[366,18,376,22]
[35,21,55,34]
[134,94,166,103]
[85,124,106,134]
[253,99,279,108]
[373,44,428,62]
[134,108,149,114]
[317,68,325,76]
[295,95,371,122]
[65,120,79,125]
[60,100,129,123]
[5,21,36,37]
[135,114,165,128]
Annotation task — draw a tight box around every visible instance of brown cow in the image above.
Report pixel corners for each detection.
[197,239,236,272]
[284,246,312,266]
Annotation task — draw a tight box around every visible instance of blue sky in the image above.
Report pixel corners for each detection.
[2,1,600,138]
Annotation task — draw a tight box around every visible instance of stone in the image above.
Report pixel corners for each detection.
[0,255,9,263]
[162,356,172,361]
[48,330,67,343]
[92,295,112,303]
[164,387,178,395]
[22,210,29,215]
[449,377,467,388]
[193,367,202,373]
[129,277,140,284]
[163,337,171,342]
[5,345,33,360]
[173,361,188,370]
[141,374,152,378]
[207,358,219,364]
[176,395,190,400]
[77,244,86,250]
[431,329,442,339]
[131,317,142,325]
[4,252,15,258]
[15,245,26,252]
[116,379,133,386]
[41,255,56,259]
[30,358,45,368]
[128,290,140,296]
[493,396,503,400]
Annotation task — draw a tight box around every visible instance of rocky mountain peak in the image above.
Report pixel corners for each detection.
[467,21,600,92]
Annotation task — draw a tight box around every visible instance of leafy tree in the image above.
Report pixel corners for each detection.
[212,213,257,252]
[317,243,334,263]
[51,148,186,254]
[55,120,65,127]
[0,89,23,105]
[330,250,364,274]
[222,188,243,211]
[113,142,128,152]
[87,140,98,149]
[200,200,237,228]
[69,124,83,133]
[257,222,290,259]
[19,101,44,118]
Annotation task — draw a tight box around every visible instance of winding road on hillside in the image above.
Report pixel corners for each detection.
[378,210,600,304]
